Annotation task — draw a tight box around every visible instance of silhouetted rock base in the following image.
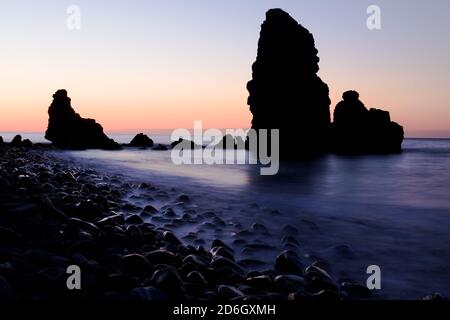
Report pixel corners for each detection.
[45,89,120,150]
[331,91,404,154]
[129,133,154,148]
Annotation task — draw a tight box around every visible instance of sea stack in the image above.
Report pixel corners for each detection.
[247,8,331,157]
[331,91,404,153]
[45,89,120,150]
[129,133,154,148]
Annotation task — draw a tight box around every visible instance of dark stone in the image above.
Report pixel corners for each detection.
[210,246,235,261]
[331,90,404,153]
[311,289,340,300]
[130,286,167,301]
[217,285,245,299]
[145,249,177,266]
[246,275,274,290]
[162,231,181,245]
[10,135,22,147]
[305,275,337,294]
[162,208,177,217]
[72,200,103,220]
[121,254,153,274]
[22,139,33,148]
[151,266,183,293]
[97,214,124,227]
[45,89,120,150]
[251,223,268,232]
[212,256,247,277]
[422,293,448,301]
[247,9,331,157]
[129,133,154,148]
[0,136,3,144]
[0,226,25,247]
[340,282,372,299]
[186,271,208,287]
[122,203,142,212]
[281,225,298,236]
[182,255,211,271]
[142,205,158,215]
[304,265,333,281]
[274,274,305,292]
[176,194,190,203]
[125,214,144,225]
[211,239,233,253]
[182,282,206,298]
[0,275,12,299]
[102,273,135,292]
[67,217,100,235]
[288,292,312,301]
[39,197,67,221]
[275,250,303,274]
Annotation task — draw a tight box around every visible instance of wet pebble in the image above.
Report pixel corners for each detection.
[121,254,152,275]
[151,266,183,294]
[130,286,167,301]
[145,249,177,266]
[217,285,245,299]
[275,250,303,274]
[125,214,144,225]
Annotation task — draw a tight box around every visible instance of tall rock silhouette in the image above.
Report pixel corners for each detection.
[331,91,404,153]
[247,8,331,157]
[45,90,120,150]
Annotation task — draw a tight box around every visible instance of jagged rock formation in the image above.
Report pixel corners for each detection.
[247,8,331,157]
[45,90,120,150]
[129,133,154,148]
[0,136,3,144]
[247,9,404,156]
[331,91,404,153]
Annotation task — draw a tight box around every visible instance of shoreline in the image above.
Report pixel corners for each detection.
[0,143,378,301]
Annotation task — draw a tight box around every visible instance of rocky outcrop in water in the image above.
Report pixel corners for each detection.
[247,8,331,157]
[45,89,120,150]
[331,91,404,153]
[129,133,154,148]
[247,9,405,156]
[10,135,22,147]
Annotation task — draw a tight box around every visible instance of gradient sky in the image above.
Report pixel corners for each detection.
[1,0,449,137]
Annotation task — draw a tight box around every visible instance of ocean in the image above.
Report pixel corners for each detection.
[2,132,450,299]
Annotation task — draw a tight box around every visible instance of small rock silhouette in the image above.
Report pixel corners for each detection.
[10,135,22,147]
[331,91,404,153]
[129,133,154,148]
